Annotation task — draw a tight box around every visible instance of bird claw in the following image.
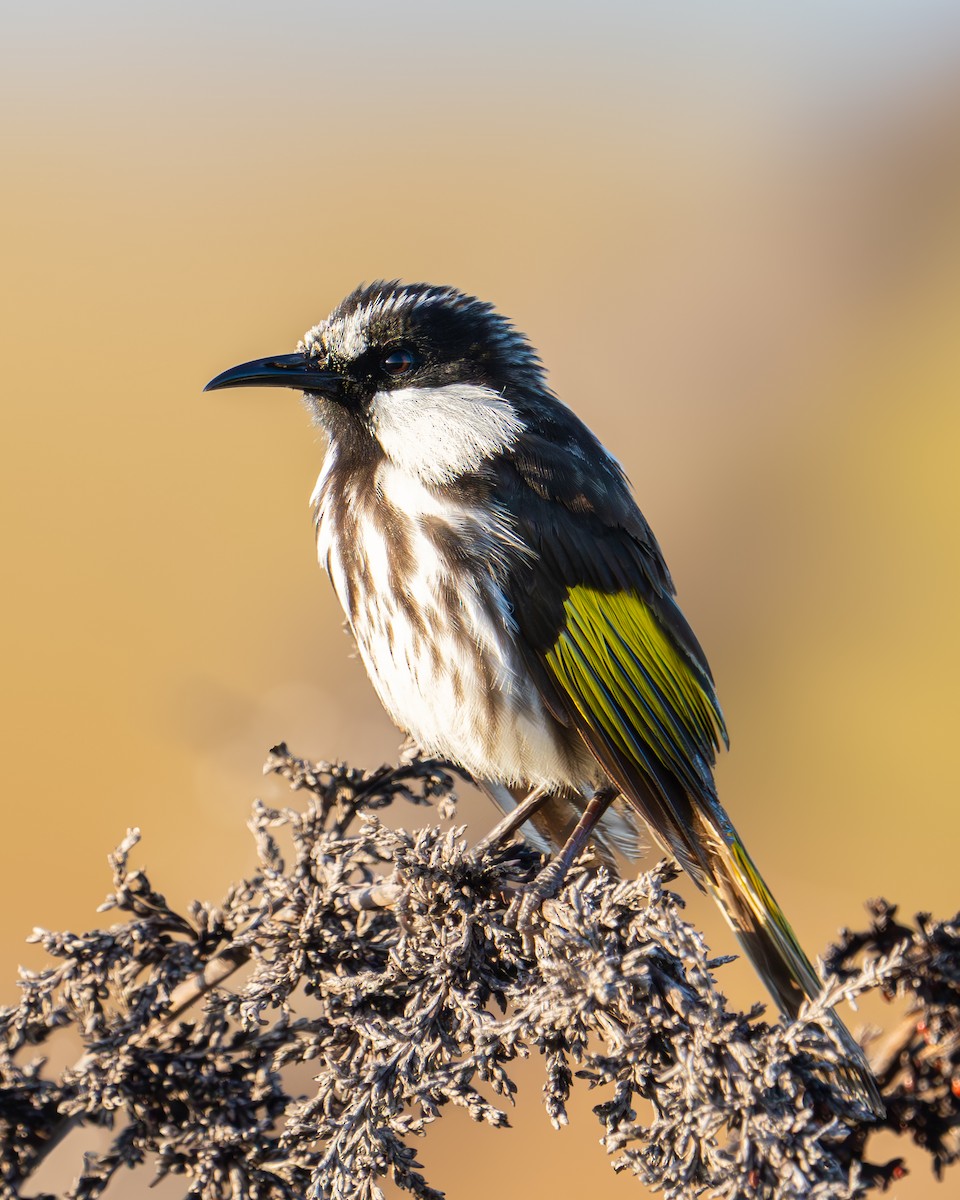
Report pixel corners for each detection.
[465,842,495,870]
[507,859,567,933]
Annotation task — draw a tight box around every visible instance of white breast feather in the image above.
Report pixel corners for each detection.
[314,461,586,789]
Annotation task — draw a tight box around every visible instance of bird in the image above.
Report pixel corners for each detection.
[206,279,883,1114]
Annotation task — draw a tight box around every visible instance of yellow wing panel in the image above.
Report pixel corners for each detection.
[544,586,726,798]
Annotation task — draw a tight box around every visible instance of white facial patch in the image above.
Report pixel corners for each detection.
[330,305,369,359]
[301,311,366,362]
[302,289,429,363]
[370,383,523,485]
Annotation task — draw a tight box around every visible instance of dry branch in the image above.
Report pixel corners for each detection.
[1,745,958,1199]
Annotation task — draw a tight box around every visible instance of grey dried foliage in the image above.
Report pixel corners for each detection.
[1,745,958,1200]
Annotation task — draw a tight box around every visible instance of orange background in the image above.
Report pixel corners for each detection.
[3,5,960,1196]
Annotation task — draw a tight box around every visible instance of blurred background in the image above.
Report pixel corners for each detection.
[3,1,960,1195]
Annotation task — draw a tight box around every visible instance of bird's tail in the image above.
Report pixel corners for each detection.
[694,804,885,1117]
[481,777,884,1115]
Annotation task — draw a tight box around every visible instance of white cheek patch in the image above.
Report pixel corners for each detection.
[371,384,523,485]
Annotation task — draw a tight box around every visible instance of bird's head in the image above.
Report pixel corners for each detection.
[205,281,551,485]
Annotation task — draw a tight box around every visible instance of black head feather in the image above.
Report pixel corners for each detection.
[301,280,547,397]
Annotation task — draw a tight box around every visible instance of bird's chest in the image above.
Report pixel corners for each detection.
[334,523,495,730]
[314,468,514,760]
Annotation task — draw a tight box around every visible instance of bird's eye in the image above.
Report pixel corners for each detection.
[381,347,419,378]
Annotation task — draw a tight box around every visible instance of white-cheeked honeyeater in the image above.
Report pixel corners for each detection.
[206,280,883,1115]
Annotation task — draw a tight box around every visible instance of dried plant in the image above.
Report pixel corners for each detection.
[1,745,958,1199]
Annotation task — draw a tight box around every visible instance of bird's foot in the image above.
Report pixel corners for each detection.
[505,785,618,932]
[507,857,568,932]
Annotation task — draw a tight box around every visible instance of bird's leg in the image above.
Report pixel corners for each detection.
[513,785,619,926]
[469,786,550,861]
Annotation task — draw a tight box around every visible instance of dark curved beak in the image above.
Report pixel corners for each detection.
[204,353,344,397]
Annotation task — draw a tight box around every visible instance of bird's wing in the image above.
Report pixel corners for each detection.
[497,431,728,880]
[497,433,888,1113]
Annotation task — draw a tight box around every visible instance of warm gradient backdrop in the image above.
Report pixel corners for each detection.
[3,3,960,1196]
